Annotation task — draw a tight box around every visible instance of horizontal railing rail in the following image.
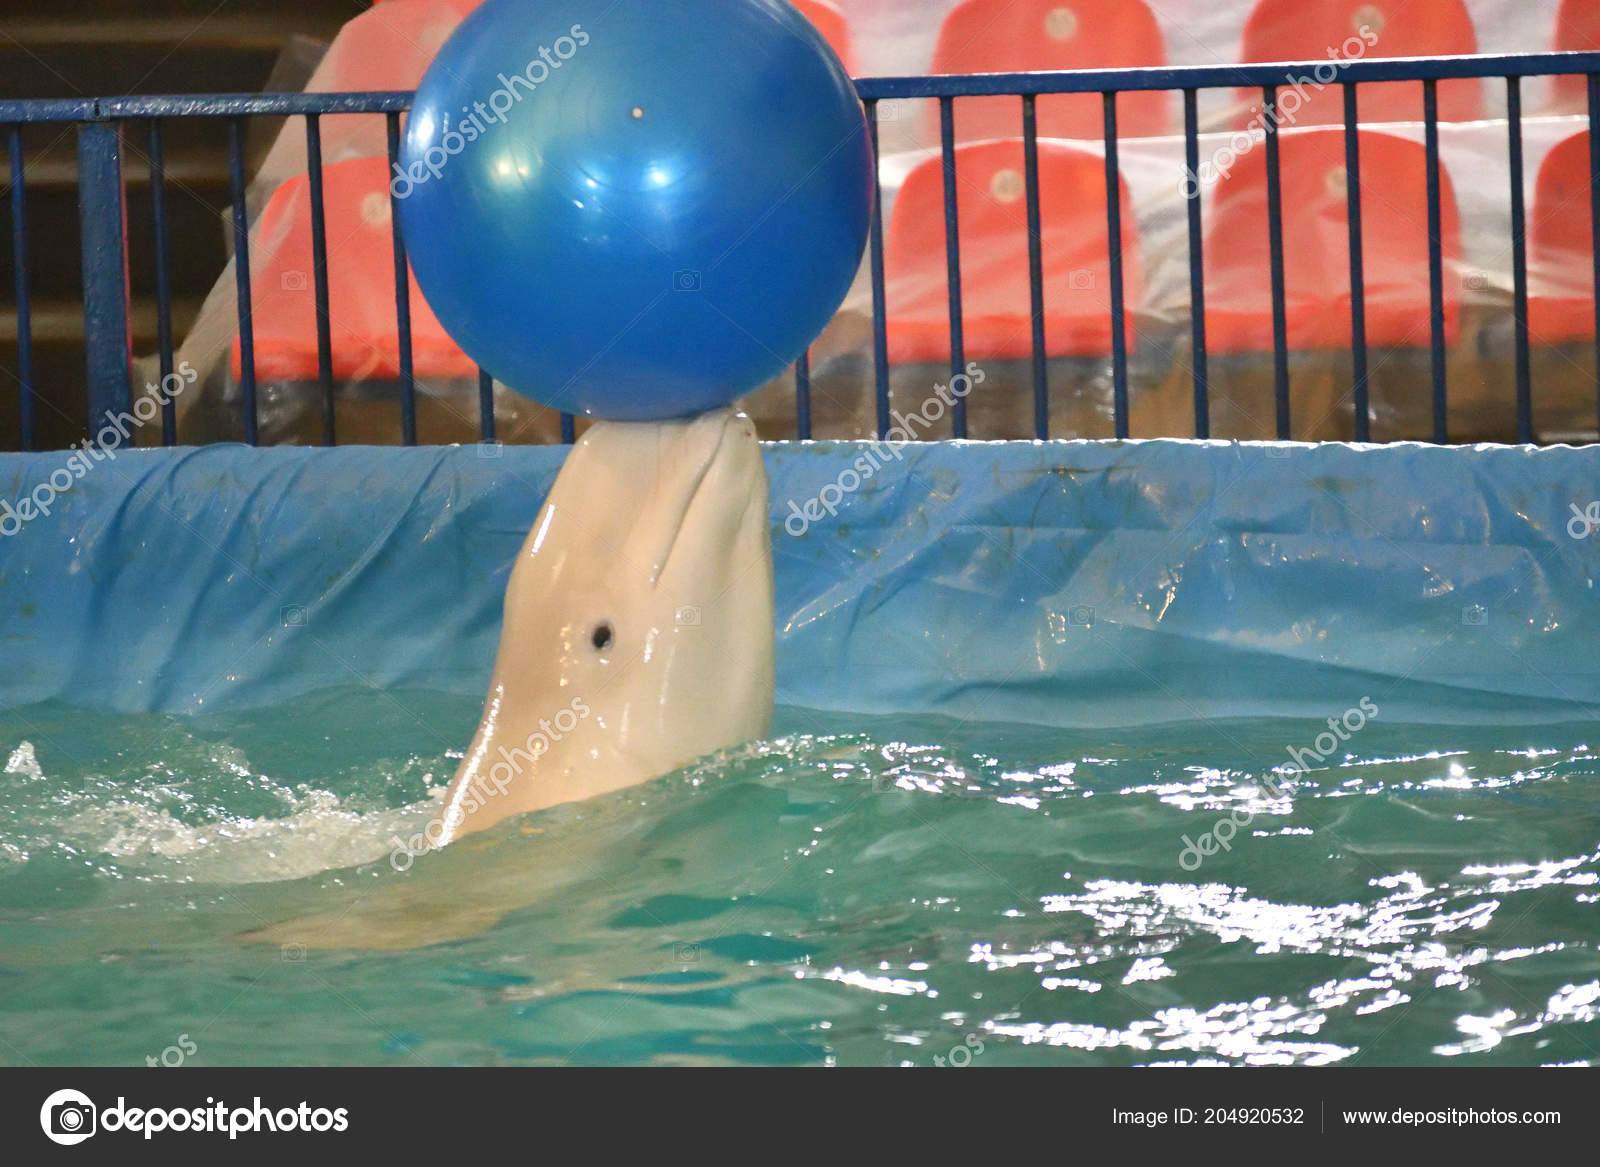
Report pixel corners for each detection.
[854,50,1600,97]
[0,93,415,124]
[4,49,1600,450]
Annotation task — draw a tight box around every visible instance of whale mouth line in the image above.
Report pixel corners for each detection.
[650,411,736,590]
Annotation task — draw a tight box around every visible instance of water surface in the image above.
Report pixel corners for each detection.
[1,688,1595,1066]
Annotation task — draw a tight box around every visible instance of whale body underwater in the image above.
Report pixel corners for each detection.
[241,409,774,949]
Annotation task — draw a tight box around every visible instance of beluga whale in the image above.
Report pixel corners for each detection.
[239,408,774,949]
[437,407,775,842]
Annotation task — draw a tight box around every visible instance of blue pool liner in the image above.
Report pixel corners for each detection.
[0,440,1596,727]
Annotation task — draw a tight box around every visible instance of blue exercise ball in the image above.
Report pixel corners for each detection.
[396,0,873,421]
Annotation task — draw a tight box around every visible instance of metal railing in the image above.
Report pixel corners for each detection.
[5,50,1600,449]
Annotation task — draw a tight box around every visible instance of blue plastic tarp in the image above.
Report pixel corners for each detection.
[1,439,1596,726]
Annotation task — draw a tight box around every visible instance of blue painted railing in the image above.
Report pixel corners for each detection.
[5,51,1600,449]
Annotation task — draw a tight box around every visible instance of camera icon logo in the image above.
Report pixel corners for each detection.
[1067,268,1096,291]
[281,942,307,963]
[672,269,702,292]
[280,604,307,629]
[1068,604,1095,627]
[675,943,701,962]
[281,270,308,292]
[1462,603,1488,627]
[40,1088,96,1145]
[477,440,504,459]
[674,605,701,628]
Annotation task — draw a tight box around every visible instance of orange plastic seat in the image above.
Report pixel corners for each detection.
[341,0,481,73]
[1203,128,1462,354]
[1237,0,1482,127]
[232,157,476,382]
[885,139,1140,364]
[792,0,855,74]
[926,0,1169,143]
[1553,0,1600,108]
[1529,130,1598,344]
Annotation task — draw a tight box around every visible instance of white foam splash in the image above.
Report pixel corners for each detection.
[60,783,448,885]
[5,741,43,780]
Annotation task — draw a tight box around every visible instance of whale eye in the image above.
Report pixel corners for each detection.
[590,622,613,652]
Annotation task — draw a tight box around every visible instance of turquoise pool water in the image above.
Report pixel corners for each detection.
[0,688,1596,1067]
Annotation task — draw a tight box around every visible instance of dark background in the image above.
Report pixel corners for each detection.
[0,1,357,450]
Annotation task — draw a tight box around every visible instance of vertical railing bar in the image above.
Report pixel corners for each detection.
[1182,89,1209,440]
[1342,84,1370,442]
[560,412,575,444]
[148,121,176,446]
[1103,91,1129,439]
[864,98,890,440]
[1022,94,1048,440]
[1262,86,1290,439]
[794,349,812,439]
[1507,77,1532,443]
[226,117,257,444]
[385,112,417,445]
[304,113,336,446]
[477,368,495,443]
[938,95,967,439]
[8,125,35,450]
[78,120,133,437]
[1423,78,1448,443]
[1588,73,1600,438]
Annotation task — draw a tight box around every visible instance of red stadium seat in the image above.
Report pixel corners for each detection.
[885,139,1140,364]
[1553,0,1600,108]
[926,0,1169,143]
[1203,128,1462,353]
[1237,0,1482,127]
[317,0,481,91]
[1529,131,1598,343]
[231,157,476,382]
[792,0,856,74]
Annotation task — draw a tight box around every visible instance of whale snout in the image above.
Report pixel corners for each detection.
[688,409,763,490]
[680,407,759,471]
[722,411,757,442]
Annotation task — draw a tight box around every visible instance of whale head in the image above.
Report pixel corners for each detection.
[436,408,774,842]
